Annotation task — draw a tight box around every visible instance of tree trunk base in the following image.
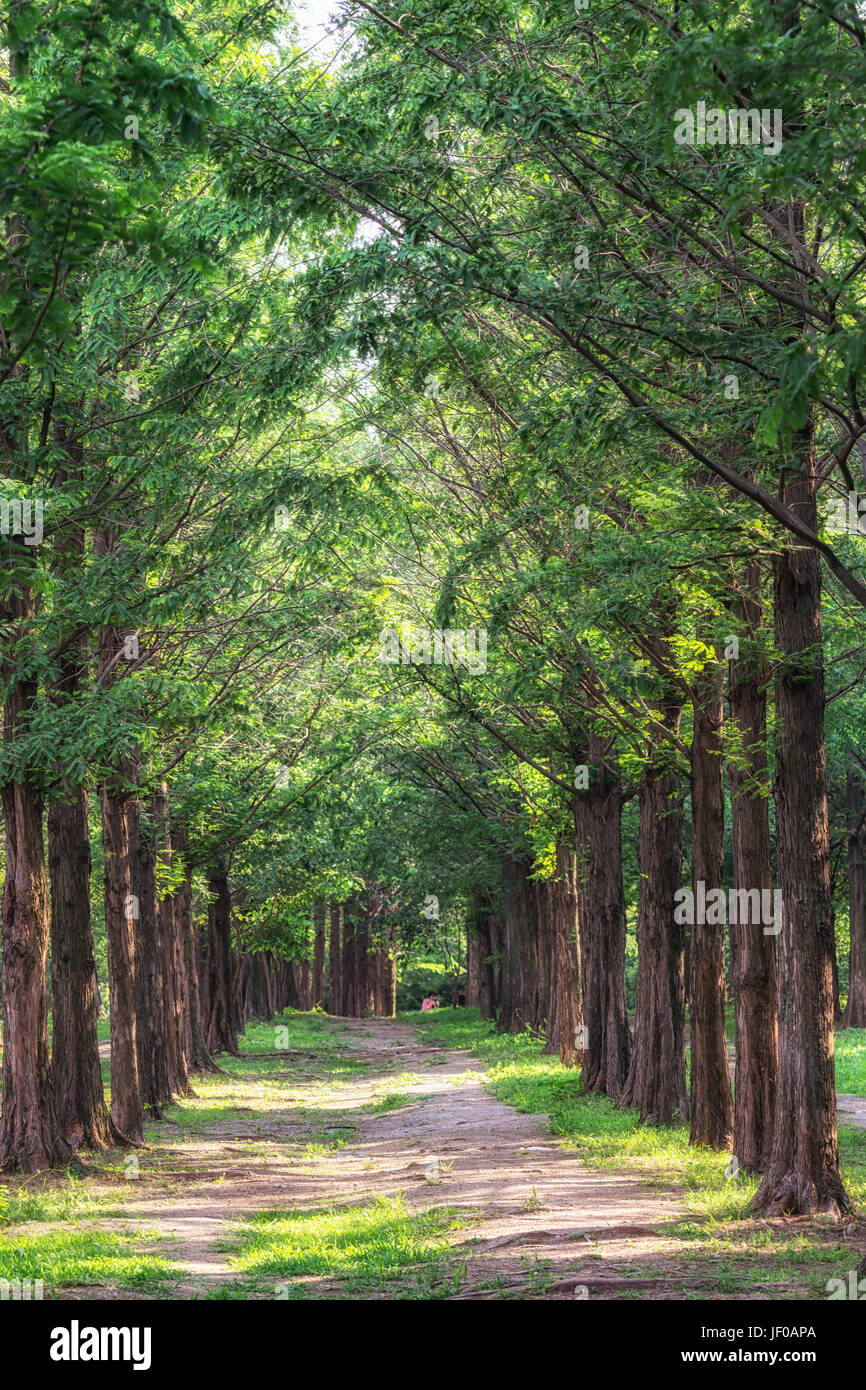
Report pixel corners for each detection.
[752,1171,850,1219]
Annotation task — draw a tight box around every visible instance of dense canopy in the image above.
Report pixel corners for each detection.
[2,0,866,1322]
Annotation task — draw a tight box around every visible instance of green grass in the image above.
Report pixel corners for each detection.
[222,1195,469,1298]
[0,1226,180,1294]
[414,1009,866,1220]
[836,1028,866,1095]
[409,1008,866,1297]
[368,1091,416,1113]
[0,1174,132,1227]
[240,1012,354,1058]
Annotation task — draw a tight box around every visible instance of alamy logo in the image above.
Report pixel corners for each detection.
[378,622,487,674]
[0,1277,43,1300]
[826,1271,866,1299]
[674,881,782,936]
[674,101,782,156]
[50,1321,152,1371]
[0,498,43,546]
[826,492,866,536]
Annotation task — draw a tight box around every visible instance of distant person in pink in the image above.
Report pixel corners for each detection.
[421,992,439,1011]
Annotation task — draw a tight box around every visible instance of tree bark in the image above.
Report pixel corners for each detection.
[0,525,75,1170]
[153,786,187,1097]
[551,842,581,1067]
[621,696,688,1124]
[753,413,848,1216]
[313,900,326,1007]
[383,940,397,1017]
[205,864,239,1056]
[517,877,539,1031]
[328,901,341,1014]
[341,900,357,1016]
[573,762,591,1072]
[466,901,481,1007]
[247,952,273,1021]
[296,958,312,1011]
[539,879,557,1051]
[99,769,144,1144]
[500,859,531,1032]
[471,898,497,1020]
[581,738,631,1096]
[48,789,119,1151]
[44,472,118,1153]
[135,793,169,1118]
[844,770,866,1028]
[728,568,778,1174]
[689,651,734,1149]
[355,914,373,1016]
[1,764,71,1169]
[171,821,216,1074]
[273,956,291,1013]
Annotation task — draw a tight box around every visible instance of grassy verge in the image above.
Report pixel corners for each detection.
[409,1009,866,1216]
[0,1223,179,1295]
[404,1008,865,1298]
[0,1009,376,1296]
[218,1195,470,1299]
[836,1028,866,1095]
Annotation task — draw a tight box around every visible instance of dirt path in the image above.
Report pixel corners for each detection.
[75,1017,692,1299]
[57,1017,861,1299]
[296,1018,689,1298]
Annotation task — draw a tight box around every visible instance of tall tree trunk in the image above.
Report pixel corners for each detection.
[48,789,119,1150]
[1,751,71,1168]
[581,738,631,1095]
[517,877,539,1031]
[135,793,169,1118]
[472,898,497,1021]
[573,758,591,1072]
[153,786,187,1097]
[197,920,210,1024]
[205,864,239,1056]
[499,865,519,1032]
[313,900,326,1007]
[328,901,341,1014]
[728,567,778,1174]
[500,860,532,1032]
[99,770,144,1144]
[540,879,557,1051]
[466,898,481,1007]
[1,521,74,1169]
[844,769,866,1027]
[353,913,372,1016]
[551,842,581,1067]
[487,909,502,1018]
[171,821,216,1074]
[689,652,734,1148]
[372,946,384,1016]
[621,696,688,1124]
[233,953,249,1026]
[230,924,245,1038]
[383,938,397,1017]
[341,900,357,1016]
[754,408,848,1216]
[244,953,272,1022]
[44,448,117,1152]
[298,958,312,1011]
[273,957,291,1013]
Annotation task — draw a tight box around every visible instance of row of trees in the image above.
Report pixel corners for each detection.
[2,0,866,1225]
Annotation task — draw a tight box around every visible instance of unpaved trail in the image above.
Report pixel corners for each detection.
[73,1017,689,1299]
[54,1017,863,1299]
[298,1018,689,1298]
